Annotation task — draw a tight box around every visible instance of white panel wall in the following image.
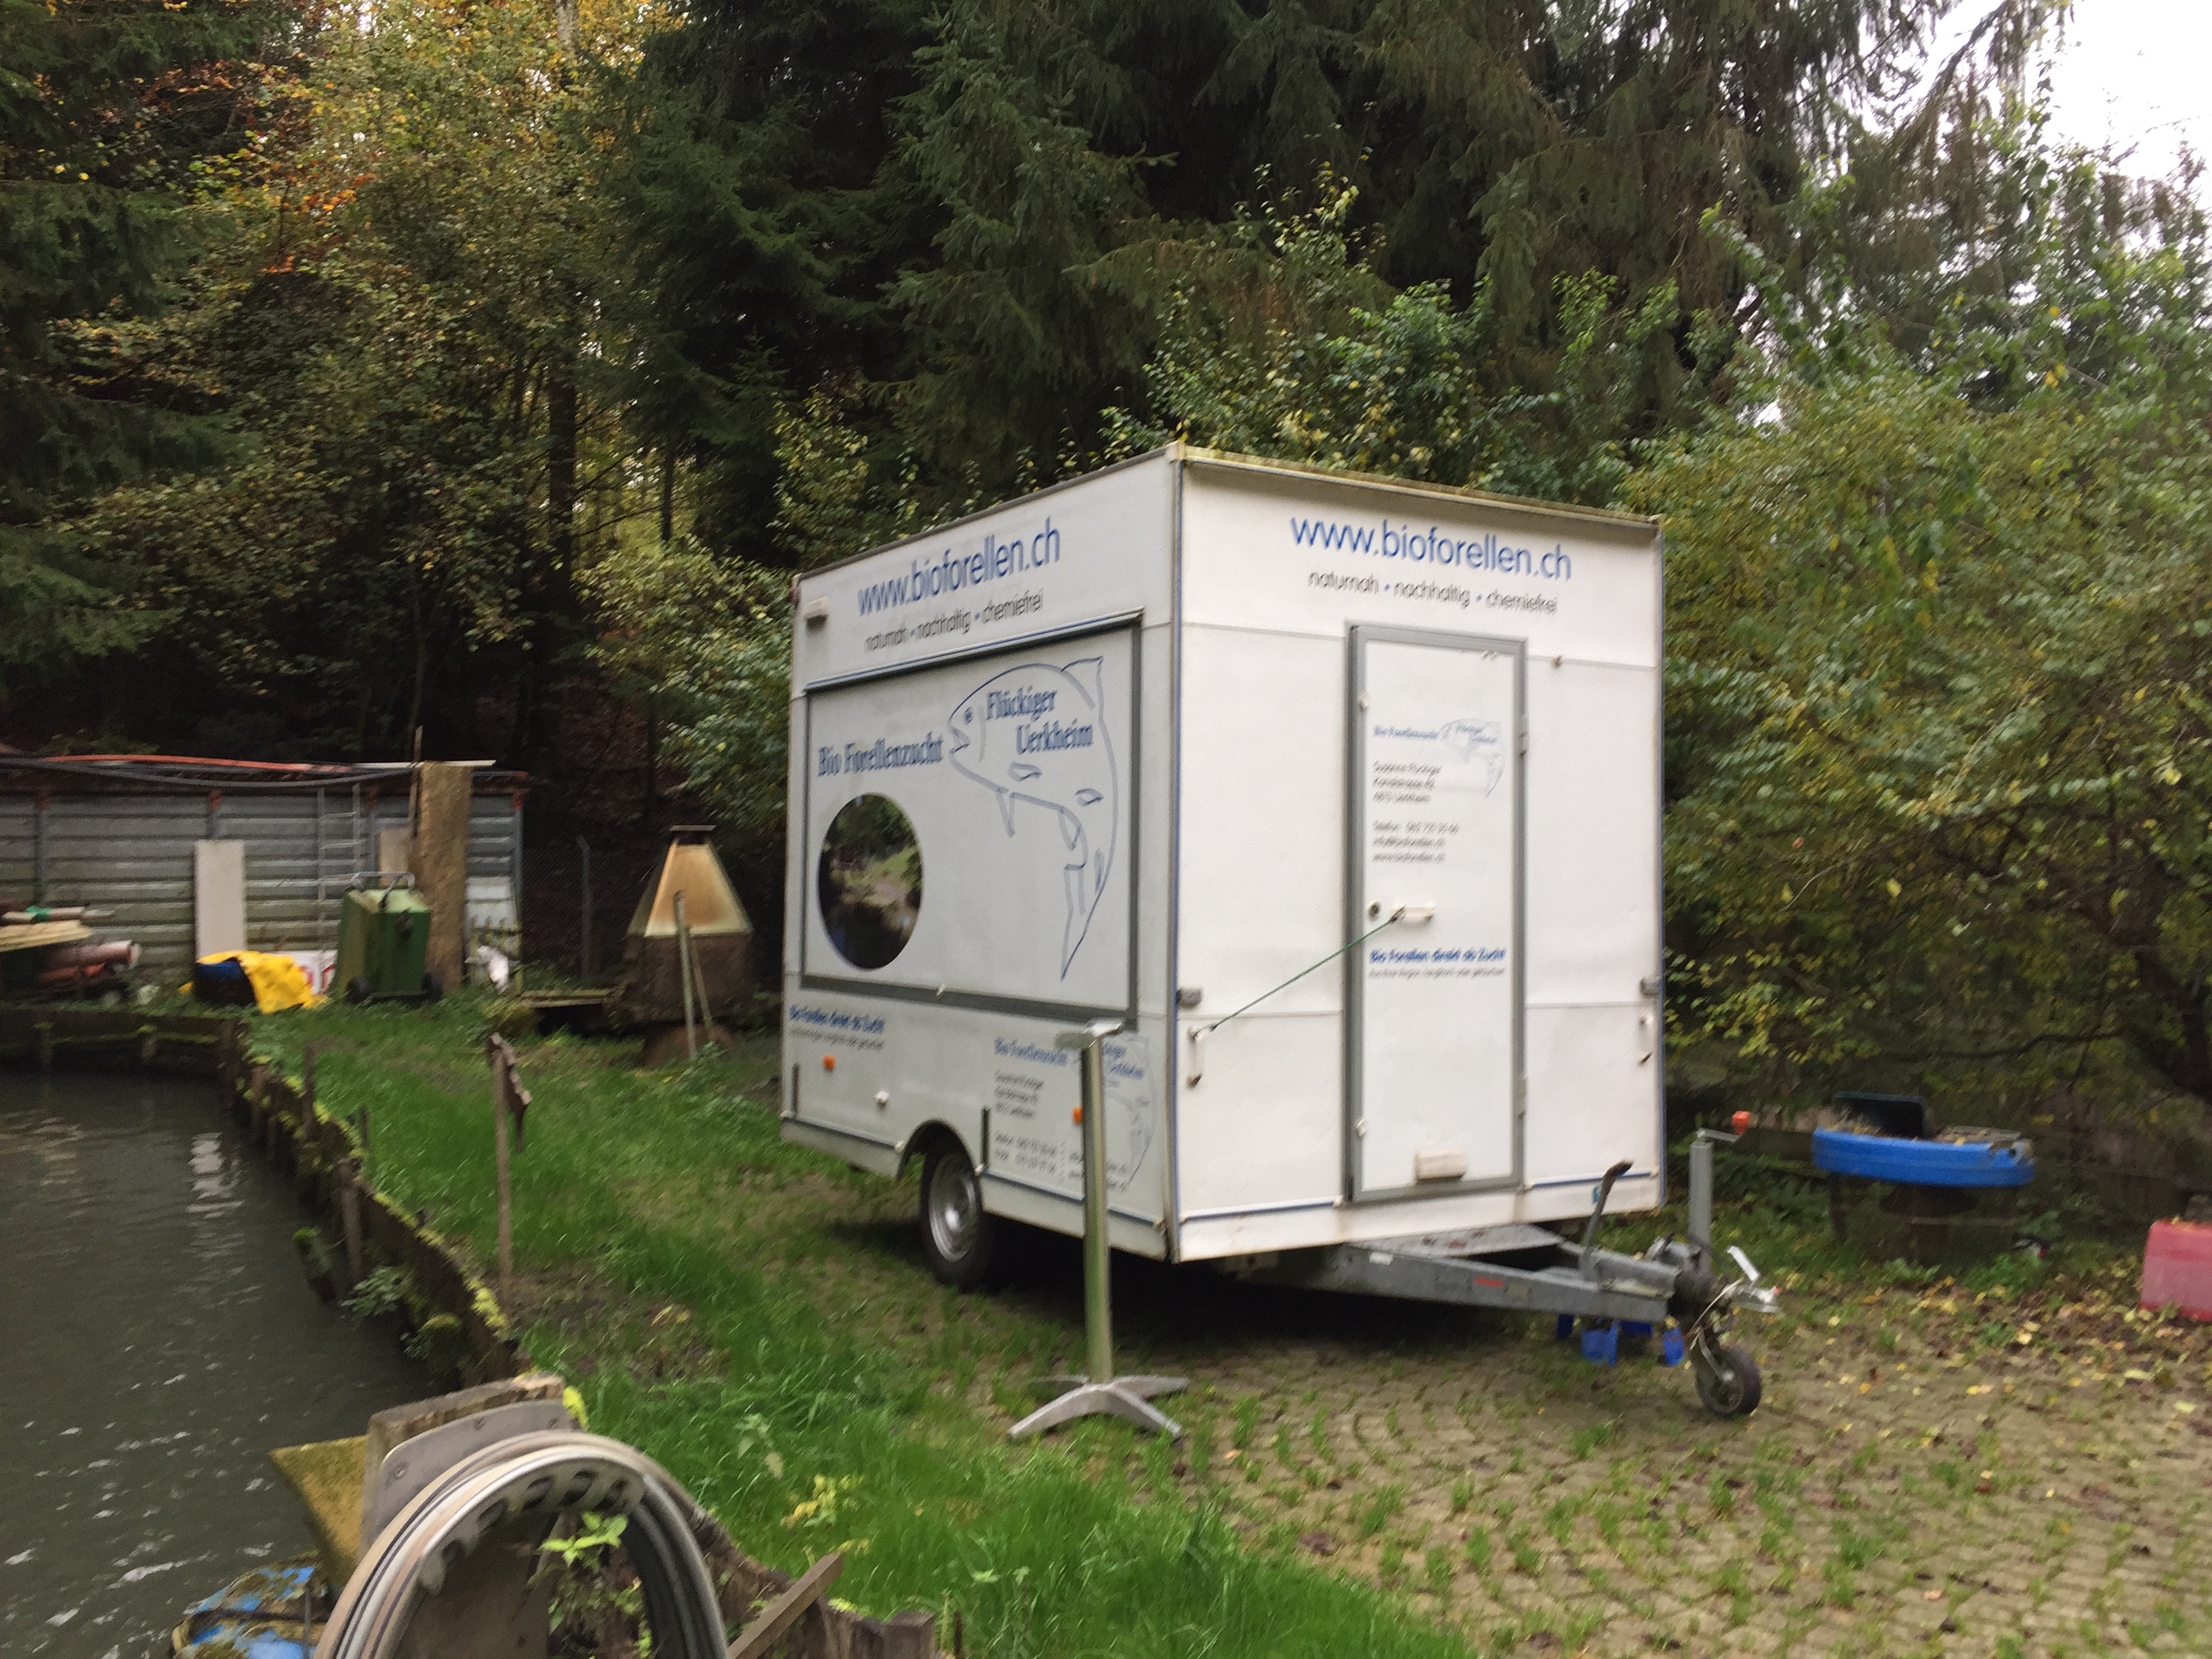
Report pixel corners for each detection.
[784,456,1180,1244]
[1520,657,1664,1189]
[1172,459,1661,1253]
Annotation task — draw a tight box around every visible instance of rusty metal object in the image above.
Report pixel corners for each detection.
[607,828,753,1028]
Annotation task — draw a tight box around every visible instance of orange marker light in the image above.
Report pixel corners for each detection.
[1071,1106,1083,1125]
[1730,1110,1751,1134]
[822,1054,836,1071]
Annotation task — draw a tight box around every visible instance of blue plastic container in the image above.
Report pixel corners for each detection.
[1811,1127,2033,1188]
[172,1562,322,1658]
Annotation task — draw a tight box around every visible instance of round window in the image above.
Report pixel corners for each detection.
[817,794,923,970]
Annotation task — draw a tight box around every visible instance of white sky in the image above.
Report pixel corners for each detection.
[1923,1,2212,180]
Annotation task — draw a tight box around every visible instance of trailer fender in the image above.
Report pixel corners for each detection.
[897,1120,972,1181]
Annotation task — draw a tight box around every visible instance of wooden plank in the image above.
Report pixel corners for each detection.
[727,1551,843,1659]
[412,764,472,991]
[194,839,246,957]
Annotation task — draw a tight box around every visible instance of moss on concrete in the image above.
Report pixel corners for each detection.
[268,1436,366,1583]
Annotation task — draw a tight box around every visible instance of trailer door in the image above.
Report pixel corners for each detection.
[1347,626,1523,1200]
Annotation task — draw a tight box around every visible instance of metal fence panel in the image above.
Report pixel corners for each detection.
[0,783,525,979]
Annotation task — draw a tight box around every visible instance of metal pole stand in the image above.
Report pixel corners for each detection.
[1008,1018,1186,1441]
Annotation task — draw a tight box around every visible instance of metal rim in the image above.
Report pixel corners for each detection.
[316,1431,723,1659]
[926,1149,981,1264]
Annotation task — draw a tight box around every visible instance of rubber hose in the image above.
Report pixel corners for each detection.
[316,1431,724,1659]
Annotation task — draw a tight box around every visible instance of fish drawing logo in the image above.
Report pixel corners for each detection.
[1439,717,1507,796]
[947,657,1118,975]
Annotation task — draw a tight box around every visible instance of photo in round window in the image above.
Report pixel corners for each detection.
[817,794,923,970]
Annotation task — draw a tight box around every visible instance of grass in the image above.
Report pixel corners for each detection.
[219,989,2212,1657]
[247,993,1477,1659]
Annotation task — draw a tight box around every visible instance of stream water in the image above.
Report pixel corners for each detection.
[0,1072,428,1658]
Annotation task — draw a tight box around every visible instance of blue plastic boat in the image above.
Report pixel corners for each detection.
[170,1561,326,1659]
[1811,1127,2034,1188]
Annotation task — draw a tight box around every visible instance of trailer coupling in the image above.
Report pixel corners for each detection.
[1220,1131,1780,1417]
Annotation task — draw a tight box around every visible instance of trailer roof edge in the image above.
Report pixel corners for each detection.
[794,444,1659,585]
[1176,447,1660,537]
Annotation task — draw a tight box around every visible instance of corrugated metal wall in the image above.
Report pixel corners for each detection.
[0,786,523,975]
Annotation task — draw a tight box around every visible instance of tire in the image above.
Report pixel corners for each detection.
[422,971,443,1003]
[346,976,370,1006]
[918,1140,1005,1290]
[1694,1343,1763,1418]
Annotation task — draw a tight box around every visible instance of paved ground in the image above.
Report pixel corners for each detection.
[1130,1278,2212,1658]
[498,1058,2210,1659]
[741,1168,2212,1658]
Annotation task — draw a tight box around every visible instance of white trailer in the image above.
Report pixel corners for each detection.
[782,446,1775,1413]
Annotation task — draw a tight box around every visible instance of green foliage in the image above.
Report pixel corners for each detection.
[1639,129,2212,1118]
[582,537,792,837]
[344,1262,415,1319]
[539,1509,629,1566]
[620,0,2008,544]
[0,0,285,680]
[1107,181,1691,506]
[52,0,653,757]
[247,1000,1478,1659]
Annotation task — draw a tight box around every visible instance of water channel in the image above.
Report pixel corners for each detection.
[1,1072,427,1658]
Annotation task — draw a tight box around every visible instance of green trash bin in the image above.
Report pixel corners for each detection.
[334,874,441,1004]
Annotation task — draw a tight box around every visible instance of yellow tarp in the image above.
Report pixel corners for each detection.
[184,951,325,1013]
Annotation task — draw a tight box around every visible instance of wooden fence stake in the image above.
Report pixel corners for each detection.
[491,1052,514,1306]
[486,1035,529,1307]
[726,1551,842,1659]
[674,889,698,1061]
[337,1157,365,1286]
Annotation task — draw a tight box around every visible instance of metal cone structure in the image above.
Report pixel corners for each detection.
[609,826,753,1027]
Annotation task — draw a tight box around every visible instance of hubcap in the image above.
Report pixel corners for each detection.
[927,1154,980,1262]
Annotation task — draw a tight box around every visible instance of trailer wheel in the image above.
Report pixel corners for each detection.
[1694,1343,1762,1418]
[920,1141,1004,1290]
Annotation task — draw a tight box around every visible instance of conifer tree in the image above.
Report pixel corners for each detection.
[0,0,284,676]
[617,0,2059,539]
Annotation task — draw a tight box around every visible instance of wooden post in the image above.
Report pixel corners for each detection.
[674,890,698,1061]
[355,1103,373,1183]
[337,1158,366,1286]
[727,1552,842,1659]
[883,1610,938,1659]
[302,1045,317,1129]
[411,762,474,994]
[486,1036,528,1308]
[491,1051,514,1305]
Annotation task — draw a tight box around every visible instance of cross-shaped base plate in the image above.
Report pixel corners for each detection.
[1006,1374,1187,1441]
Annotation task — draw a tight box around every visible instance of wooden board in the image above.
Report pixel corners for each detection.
[194,840,247,958]
[0,920,91,954]
[410,766,472,993]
